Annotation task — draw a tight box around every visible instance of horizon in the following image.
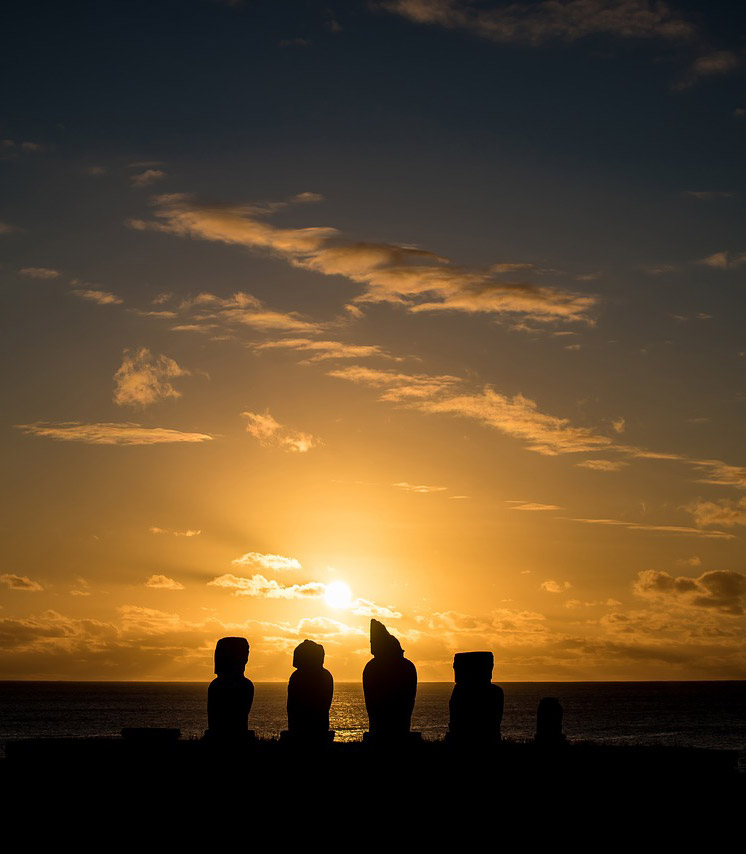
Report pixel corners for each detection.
[2,0,746,683]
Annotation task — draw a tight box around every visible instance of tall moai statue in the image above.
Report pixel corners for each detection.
[287,639,334,742]
[536,697,565,746]
[362,619,417,740]
[448,651,504,744]
[206,636,254,741]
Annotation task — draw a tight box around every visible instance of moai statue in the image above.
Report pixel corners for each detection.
[362,619,417,740]
[536,697,565,746]
[287,639,334,742]
[448,651,504,744]
[206,637,254,741]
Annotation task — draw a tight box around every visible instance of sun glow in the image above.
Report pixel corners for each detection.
[324,580,353,610]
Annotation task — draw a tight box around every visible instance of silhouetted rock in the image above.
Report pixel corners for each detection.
[536,697,565,746]
[205,636,254,741]
[363,619,417,741]
[285,639,334,744]
[447,651,503,744]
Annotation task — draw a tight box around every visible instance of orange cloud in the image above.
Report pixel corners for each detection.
[129,193,596,323]
[114,347,191,407]
[16,422,213,445]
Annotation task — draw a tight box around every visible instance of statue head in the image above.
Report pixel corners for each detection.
[214,636,249,676]
[370,619,404,658]
[293,639,325,669]
[453,651,494,684]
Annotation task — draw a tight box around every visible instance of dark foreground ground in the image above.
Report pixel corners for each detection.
[2,734,742,840]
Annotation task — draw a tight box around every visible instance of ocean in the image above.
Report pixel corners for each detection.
[1,681,745,759]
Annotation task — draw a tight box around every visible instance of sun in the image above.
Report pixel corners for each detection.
[324,580,353,610]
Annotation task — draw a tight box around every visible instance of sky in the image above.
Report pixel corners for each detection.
[2,0,746,681]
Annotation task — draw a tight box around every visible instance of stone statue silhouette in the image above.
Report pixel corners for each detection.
[536,697,565,746]
[206,636,254,740]
[363,619,417,739]
[448,651,503,743]
[287,639,333,741]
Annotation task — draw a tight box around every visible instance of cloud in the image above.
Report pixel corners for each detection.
[145,575,185,590]
[207,573,326,599]
[541,579,572,593]
[576,459,629,471]
[175,291,323,335]
[86,166,108,176]
[16,422,213,445]
[393,482,447,493]
[634,569,746,615]
[129,193,596,324]
[70,577,91,596]
[687,497,746,528]
[327,365,461,402]
[252,337,397,363]
[567,516,735,539]
[243,410,320,452]
[19,267,59,279]
[330,365,746,488]
[350,598,402,619]
[698,251,746,270]
[71,288,123,305]
[380,0,696,46]
[412,388,615,455]
[113,347,190,407]
[131,169,166,187]
[149,527,201,537]
[683,190,735,200]
[509,502,560,511]
[232,552,302,571]
[687,50,741,82]
[1,574,43,591]
[0,221,20,235]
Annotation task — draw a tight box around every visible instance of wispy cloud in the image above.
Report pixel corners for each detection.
[576,459,629,471]
[698,251,746,270]
[683,190,735,200]
[129,193,597,324]
[566,516,736,539]
[0,221,21,235]
[232,552,302,571]
[509,501,560,511]
[149,527,201,537]
[1,574,44,591]
[71,288,123,305]
[131,169,166,187]
[252,337,398,363]
[113,347,190,407]
[145,575,185,590]
[380,0,696,47]
[541,579,572,593]
[243,411,320,453]
[19,267,59,279]
[393,481,447,494]
[683,50,742,86]
[16,422,213,445]
[174,291,323,335]
[687,497,746,528]
[208,573,326,599]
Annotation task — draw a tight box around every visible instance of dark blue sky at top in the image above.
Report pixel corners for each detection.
[4,0,745,169]
[2,0,746,333]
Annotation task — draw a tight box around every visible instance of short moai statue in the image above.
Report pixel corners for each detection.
[536,697,565,746]
[287,639,334,743]
[206,637,254,741]
[363,619,417,741]
[447,651,504,744]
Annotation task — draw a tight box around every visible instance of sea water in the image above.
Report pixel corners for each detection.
[1,681,745,758]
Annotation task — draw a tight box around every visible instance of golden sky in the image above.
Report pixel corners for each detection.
[2,0,746,680]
